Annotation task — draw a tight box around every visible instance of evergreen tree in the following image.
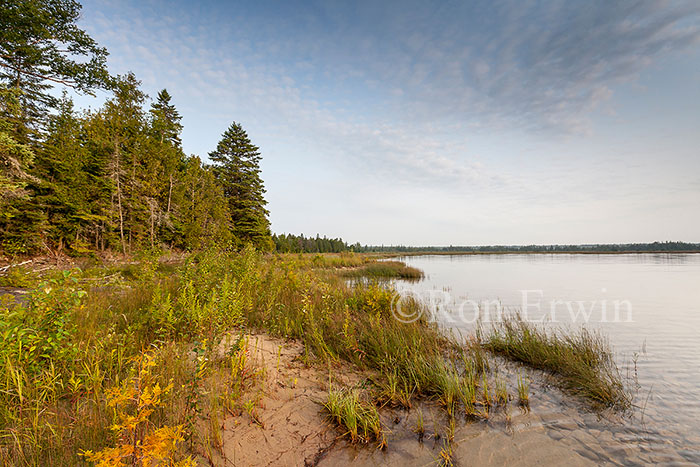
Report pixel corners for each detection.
[30,93,102,254]
[0,86,41,255]
[148,89,184,234]
[0,0,284,258]
[174,156,231,250]
[0,86,34,208]
[0,0,110,140]
[87,73,148,254]
[209,122,271,249]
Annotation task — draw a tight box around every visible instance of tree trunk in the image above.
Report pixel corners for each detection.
[167,173,173,213]
[114,139,126,255]
[150,199,155,249]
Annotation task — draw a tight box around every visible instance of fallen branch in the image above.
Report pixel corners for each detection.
[0,260,33,274]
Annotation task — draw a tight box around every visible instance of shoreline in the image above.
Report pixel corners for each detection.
[0,251,675,465]
[380,250,700,256]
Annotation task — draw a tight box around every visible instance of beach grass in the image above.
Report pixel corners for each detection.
[323,388,385,445]
[0,249,495,464]
[482,314,631,410]
[0,247,632,464]
[340,260,424,280]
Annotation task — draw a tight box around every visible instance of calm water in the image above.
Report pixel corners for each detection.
[397,253,700,464]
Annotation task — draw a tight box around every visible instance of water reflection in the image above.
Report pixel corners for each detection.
[395,253,700,464]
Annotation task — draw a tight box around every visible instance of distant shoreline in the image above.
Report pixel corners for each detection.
[380,250,700,256]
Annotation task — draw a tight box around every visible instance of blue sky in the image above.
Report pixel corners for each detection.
[75,0,700,245]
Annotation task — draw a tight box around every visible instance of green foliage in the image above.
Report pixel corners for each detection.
[273,233,350,253]
[0,0,110,134]
[209,122,272,250]
[0,1,294,257]
[341,260,424,280]
[0,249,525,464]
[174,156,232,250]
[324,388,384,445]
[0,87,34,207]
[1,69,234,255]
[0,270,85,374]
[483,313,631,410]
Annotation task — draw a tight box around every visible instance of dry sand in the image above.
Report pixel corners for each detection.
[202,334,362,466]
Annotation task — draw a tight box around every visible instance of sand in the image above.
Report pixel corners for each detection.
[196,334,688,466]
[202,333,362,466]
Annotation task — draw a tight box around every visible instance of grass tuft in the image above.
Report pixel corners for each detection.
[517,371,530,408]
[483,313,631,410]
[341,260,424,280]
[324,388,385,446]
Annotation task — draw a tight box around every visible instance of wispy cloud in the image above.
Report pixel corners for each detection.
[76,0,700,243]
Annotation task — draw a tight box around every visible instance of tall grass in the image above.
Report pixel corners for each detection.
[482,314,631,410]
[323,388,384,445]
[2,247,631,465]
[340,260,424,280]
[0,248,509,464]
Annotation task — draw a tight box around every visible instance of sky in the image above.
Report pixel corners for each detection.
[73,0,700,246]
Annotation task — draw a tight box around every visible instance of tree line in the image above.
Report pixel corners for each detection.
[272,233,358,253]
[1,0,272,257]
[356,241,700,253]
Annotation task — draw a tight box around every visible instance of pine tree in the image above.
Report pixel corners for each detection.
[174,156,231,250]
[209,122,271,249]
[148,89,184,227]
[0,0,110,140]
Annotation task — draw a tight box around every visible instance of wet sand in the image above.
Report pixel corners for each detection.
[200,334,693,466]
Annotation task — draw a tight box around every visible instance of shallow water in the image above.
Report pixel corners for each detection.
[390,253,700,465]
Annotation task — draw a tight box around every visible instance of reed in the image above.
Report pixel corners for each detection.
[483,313,631,410]
[323,388,384,445]
[340,260,424,280]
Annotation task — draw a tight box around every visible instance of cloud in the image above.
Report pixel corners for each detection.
[314,0,700,133]
[80,0,700,161]
[74,0,700,243]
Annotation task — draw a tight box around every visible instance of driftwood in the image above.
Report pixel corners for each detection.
[0,260,33,274]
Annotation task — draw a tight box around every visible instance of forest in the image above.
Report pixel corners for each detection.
[1,0,272,258]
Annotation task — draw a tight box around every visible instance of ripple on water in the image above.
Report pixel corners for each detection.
[392,253,700,464]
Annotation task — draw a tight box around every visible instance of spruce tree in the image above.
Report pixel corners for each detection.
[148,89,184,221]
[87,73,148,254]
[174,156,231,250]
[209,122,271,249]
[31,93,98,253]
[0,0,110,140]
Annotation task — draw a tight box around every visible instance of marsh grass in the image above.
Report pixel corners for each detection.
[517,371,530,408]
[437,438,454,467]
[340,260,424,280]
[413,408,425,439]
[323,388,385,446]
[483,314,631,410]
[495,375,508,406]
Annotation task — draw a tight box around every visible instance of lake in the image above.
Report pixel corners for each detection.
[395,253,700,464]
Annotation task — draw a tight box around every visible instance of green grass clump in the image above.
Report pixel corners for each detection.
[341,260,424,280]
[324,388,384,446]
[517,371,530,407]
[483,314,630,410]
